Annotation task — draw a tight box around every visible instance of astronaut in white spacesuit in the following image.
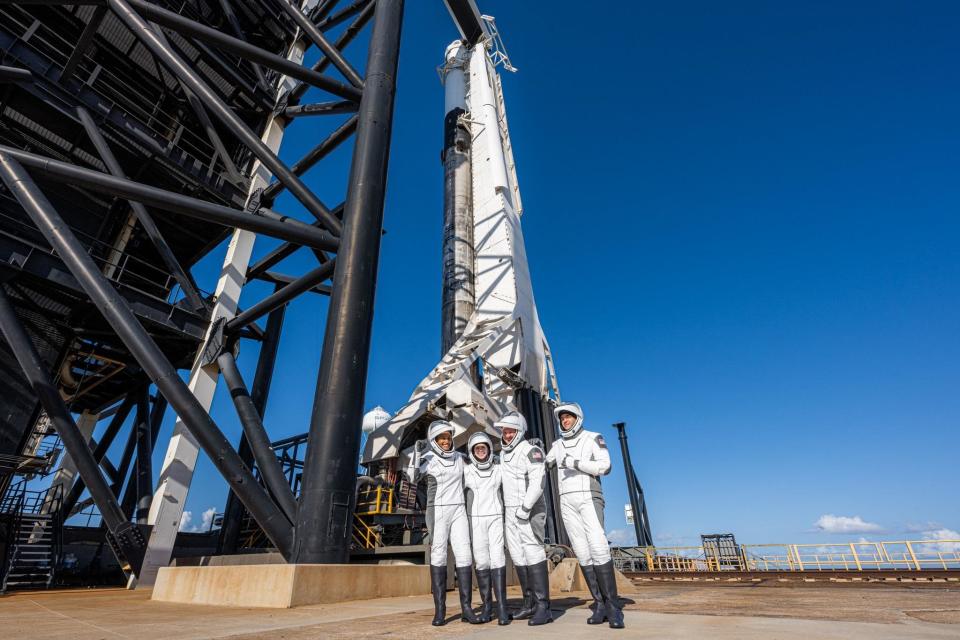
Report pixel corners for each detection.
[409,420,481,625]
[545,402,624,629]
[496,411,553,626]
[462,431,510,625]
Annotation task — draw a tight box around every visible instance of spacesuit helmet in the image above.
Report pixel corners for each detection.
[467,431,494,469]
[554,401,584,439]
[494,411,527,452]
[427,420,456,458]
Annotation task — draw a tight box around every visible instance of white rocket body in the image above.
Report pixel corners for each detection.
[363,33,558,467]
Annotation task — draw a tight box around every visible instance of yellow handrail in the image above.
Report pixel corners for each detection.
[629,539,960,573]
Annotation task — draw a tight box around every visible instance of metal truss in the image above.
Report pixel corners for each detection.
[0,0,404,582]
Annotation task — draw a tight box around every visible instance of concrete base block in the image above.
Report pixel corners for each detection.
[548,558,635,594]
[151,563,431,608]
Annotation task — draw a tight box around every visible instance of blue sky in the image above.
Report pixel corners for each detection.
[76,1,960,546]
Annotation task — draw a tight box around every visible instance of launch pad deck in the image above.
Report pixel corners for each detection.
[1,581,958,639]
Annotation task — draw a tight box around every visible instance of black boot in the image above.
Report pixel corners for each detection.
[430,565,447,626]
[581,564,607,625]
[512,564,536,620]
[456,566,482,624]
[492,566,512,625]
[527,560,553,626]
[475,568,493,623]
[595,560,625,629]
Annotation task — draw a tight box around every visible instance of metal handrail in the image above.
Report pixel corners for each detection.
[0,480,27,593]
[356,486,394,515]
[616,540,960,573]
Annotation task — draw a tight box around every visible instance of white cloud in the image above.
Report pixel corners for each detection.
[918,528,960,553]
[606,528,637,546]
[179,507,218,533]
[905,521,942,533]
[814,514,883,534]
[200,507,217,532]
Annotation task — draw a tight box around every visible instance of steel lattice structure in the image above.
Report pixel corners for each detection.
[0,0,403,587]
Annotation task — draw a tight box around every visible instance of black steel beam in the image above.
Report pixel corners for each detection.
[294,0,403,564]
[0,286,147,574]
[216,0,269,90]
[0,145,339,251]
[225,259,336,332]
[0,65,33,82]
[75,106,206,311]
[61,5,108,82]
[149,26,244,185]
[614,422,653,547]
[217,350,297,522]
[134,390,153,524]
[316,0,370,32]
[283,100,357,120]
[256,271,331,296]
[61,392,136,516]
[0,152,294,557]
[261,117,357,204]
[124,0,361,103]
[279,0,363,88]
[288,2,375,105]
[109,0,344,234]
[219,291,286,553]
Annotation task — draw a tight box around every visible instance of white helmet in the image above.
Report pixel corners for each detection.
[467,431,494,469]
[495,411,527,452]
[554,402,584,439]
[427,420,456,458]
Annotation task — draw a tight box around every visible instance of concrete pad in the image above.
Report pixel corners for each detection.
[152,563,430,607]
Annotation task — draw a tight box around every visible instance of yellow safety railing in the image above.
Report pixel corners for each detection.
[352,514,382,550]
[355,486,394,515]
[625,539,960,573]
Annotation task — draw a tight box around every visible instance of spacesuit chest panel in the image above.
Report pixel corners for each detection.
[421,452,465,508]
[463,463,503,516]
[556,432,602,495]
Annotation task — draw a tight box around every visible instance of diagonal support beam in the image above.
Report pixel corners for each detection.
[110,0,344,234]
[61,393,136,516]
[279,0,363,88]
[283,100,357,120]
[0,286,147,575]
[216,0,270,90]
[226,259,336,332]
[123,0,361,103]
[61,5,108,82]
[287,1,376,106]
[76,106,206,311]
[0,152,294,558]
[261,116,357,204]
[217,350,297,522]
[0,145,338,251]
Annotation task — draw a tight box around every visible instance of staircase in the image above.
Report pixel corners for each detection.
[3,514,56,591]
[1,482,62,593]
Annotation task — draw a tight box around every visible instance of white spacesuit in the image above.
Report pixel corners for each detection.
[497,411,552,626]
[463,431,510,625]
[410,420,480,625]
[546,402,624,629]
